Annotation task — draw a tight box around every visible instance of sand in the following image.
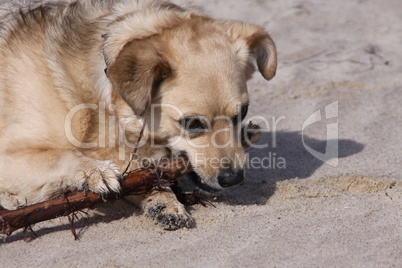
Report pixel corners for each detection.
[1,0,401,267]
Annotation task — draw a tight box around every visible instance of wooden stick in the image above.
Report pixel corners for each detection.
[0,156,191,236]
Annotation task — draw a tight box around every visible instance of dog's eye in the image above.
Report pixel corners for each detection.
[180,116,207,132]
[232,104,249,125]
[241,105,249,119]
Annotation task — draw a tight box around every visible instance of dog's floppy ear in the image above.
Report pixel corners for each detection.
[101,5,186,115]
[107,39,172,116]
[219,21,277,80]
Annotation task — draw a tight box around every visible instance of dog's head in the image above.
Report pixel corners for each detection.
[105,5,276,190]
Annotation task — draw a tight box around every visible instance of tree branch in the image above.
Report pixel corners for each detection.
[0,156,191,236]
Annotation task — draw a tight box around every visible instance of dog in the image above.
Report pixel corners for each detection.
[0,0,276,230]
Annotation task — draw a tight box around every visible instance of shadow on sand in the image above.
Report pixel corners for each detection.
[0,200,140,244]
[217,131,364,205]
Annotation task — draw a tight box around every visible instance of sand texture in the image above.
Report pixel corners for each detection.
[1,0,401,267]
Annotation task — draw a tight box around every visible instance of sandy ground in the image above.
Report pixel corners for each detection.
[1,0,401,267]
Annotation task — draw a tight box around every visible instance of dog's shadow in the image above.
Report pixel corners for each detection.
[216,131,364,205]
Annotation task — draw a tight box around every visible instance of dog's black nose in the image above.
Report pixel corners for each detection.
[218,170,244,188]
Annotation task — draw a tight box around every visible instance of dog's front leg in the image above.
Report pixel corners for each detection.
[122,146,194,229]
[141,186,194,230]
[0,149,121,209]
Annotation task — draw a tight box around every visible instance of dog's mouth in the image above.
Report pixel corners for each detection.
[188,171,220,193]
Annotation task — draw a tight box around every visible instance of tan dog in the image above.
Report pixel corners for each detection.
[0,0,276,229]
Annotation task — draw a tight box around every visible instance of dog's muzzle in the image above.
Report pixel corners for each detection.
[217,170,244,188]
[189,170,244,191]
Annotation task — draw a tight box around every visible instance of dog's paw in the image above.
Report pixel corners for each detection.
[74,160,122,197]
[143,190,194,230]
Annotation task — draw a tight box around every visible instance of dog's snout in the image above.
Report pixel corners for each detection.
[218,170,244,188]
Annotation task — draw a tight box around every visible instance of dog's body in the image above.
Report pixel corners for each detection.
[0,0,276,229]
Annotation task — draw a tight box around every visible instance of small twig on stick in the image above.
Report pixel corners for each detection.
[123,119,147,176]
[68,213,78,240]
